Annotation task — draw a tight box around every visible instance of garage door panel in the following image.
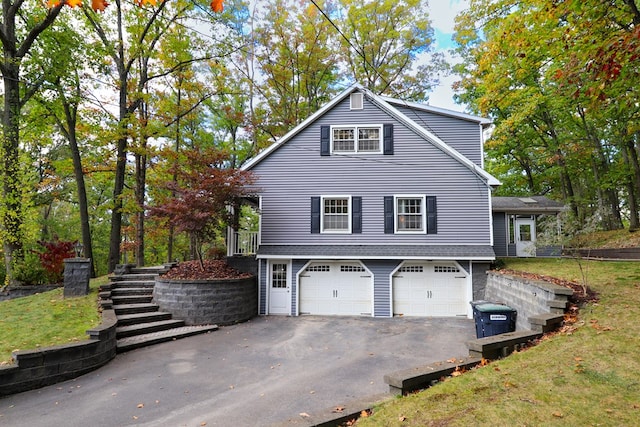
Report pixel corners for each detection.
[393,262,467,317]
[299,262,372,316]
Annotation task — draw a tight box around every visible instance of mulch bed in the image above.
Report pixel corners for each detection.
[161,260,252,280]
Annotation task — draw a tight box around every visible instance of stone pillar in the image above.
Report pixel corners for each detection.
[64,258,91,298]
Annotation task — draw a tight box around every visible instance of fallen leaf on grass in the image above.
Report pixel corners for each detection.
[552,411,563,418]
[399,415,407,421]
[360,409,372,418]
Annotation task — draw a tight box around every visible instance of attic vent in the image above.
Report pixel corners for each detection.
[350,93,364,110]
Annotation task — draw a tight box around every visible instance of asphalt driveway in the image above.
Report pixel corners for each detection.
[0,316,474,426]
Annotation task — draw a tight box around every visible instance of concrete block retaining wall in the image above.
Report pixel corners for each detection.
[0,309,117,397]
[154,276,257,326]
[0,285,61,302]
[484,271,573,331]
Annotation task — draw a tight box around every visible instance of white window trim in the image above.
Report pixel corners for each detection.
[330,124,383,154]
[394,195,427,234]
[321,195,352,234]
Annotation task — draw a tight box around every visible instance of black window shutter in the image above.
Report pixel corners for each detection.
[383,123,394,155]
[352,196,362,234]
[426,196,437,234]
[311,197,321,233]
[384,196,394,234]
[320,125,330,156]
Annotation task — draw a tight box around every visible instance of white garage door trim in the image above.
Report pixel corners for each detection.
[297,261,373,316]
[391,261,471,317]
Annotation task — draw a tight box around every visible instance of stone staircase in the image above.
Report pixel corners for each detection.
[100,266,218,353]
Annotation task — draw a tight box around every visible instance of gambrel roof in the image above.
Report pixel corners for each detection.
[242,84,500,187]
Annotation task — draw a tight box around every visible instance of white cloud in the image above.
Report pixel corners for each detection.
[426,0,470,112]
[429,0,469,34]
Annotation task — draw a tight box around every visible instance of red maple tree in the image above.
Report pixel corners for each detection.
[149,147,255,269]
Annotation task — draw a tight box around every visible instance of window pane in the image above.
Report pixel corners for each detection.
[272,264,287,288]
[358,127,380,152]
[333,128,355,152]
[323,198,350,231]
[397,198,423,231]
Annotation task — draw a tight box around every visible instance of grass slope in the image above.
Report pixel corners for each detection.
[358,258,640,426]
[0,276,108,364]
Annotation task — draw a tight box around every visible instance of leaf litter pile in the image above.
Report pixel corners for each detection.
[161,260,252,280]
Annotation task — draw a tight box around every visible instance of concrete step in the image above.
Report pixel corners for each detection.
[117,311,172,326]
[111,295,153,305]
[110,287,153,297]
[130,267,169,275]
[116,319,186,339]
[116,324,218,353]
[109,280,155,289]
[111,273,158,282]
[113,303,159,315]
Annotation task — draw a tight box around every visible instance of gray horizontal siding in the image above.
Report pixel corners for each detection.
[252,95,492,247]
[492,212,508,257]
[362,260,402,317]
[290,259,308,315]
[259,259,267,315]
[392,105,484,166]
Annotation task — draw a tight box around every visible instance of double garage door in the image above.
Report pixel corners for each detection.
[299,262,372,316]
[298,261,468,317]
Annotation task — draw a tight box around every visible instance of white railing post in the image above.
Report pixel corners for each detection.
[231,231,258,255]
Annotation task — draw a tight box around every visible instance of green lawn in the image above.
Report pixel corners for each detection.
[358,258,640,426]
[0,276,108,364]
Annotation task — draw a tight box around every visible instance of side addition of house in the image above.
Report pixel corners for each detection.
[238,84,501,318]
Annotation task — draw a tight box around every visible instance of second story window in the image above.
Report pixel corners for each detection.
[332,125,382,153]
[396,196,425,232]
[322,196,351,233]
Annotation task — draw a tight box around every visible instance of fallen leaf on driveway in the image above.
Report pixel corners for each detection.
[137,403,144,409]
[333,406,345,413]
[300,412,310,418]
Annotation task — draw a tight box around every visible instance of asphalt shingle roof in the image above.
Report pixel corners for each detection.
[257,245,495,260]
[492,196,566,213]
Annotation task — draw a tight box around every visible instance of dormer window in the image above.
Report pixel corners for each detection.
[332,125,382,153]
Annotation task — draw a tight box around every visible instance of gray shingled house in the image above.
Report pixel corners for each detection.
[234,84,502,318]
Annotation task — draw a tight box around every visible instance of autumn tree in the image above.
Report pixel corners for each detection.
[148,147,254,268]
[453,0,640,230]
[333,0,443,100]
[251,0,340,139]
[0,1,67,283]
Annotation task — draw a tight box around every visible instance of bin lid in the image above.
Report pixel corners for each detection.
[474,303,515,312]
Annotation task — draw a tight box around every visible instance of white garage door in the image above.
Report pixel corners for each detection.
[392,262,468,317]
[299,262,372,316]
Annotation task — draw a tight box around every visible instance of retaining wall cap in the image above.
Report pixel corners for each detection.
[156,276,255,285]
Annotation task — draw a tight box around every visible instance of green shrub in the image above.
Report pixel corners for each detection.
[12,252,48,285]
